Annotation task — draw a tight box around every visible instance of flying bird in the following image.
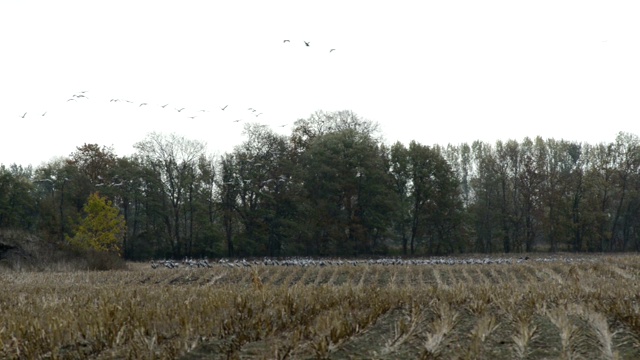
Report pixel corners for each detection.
[176,108,185,112]
[67,98,76,102]
[161,104,169,108]
[261,179,275,186]
[199,109,207,112]
[283,40,290,43]
[304,41,310,47]
[187,116,197,119]
[233,119,242,122]
[20,112,27,118]
[330,49,335,52]
[256,113,263,117]
[42,112,47,116]
[109,99,120,102]
[220,105,228,111]
[139,103,148,107]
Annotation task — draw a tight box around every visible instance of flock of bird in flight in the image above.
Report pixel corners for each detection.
[283,39,336,53]
[19,90,273,125]
[17,40,334,129]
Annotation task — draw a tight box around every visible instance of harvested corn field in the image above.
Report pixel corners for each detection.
[2,254,640,359]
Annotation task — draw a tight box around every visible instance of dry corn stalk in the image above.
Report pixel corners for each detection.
[421,301,459,359]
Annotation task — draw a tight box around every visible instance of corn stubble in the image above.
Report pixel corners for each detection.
[1,255,640,359]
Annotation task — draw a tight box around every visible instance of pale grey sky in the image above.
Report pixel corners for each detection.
[1,1,639,167]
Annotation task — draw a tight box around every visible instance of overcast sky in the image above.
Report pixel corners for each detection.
[2,1,639,167]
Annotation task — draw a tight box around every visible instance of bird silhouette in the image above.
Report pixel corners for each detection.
[20,112,27,118]
[330,49,335,52]
[161,104,169,108]
[233,119,242,122]
[42,112,47,116]
[67,98,76,102]
[110,99,120,102]
[139,103,148,107]
[261,179,275,186]
[283,40,290,43]
[304,41,310,47]
[256,113,263,117]
[176,108,185,112]
[199,109,207,112]
[188,116,197,119]
[220,105,228,111]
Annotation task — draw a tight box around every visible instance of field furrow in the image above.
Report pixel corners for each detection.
[3,254,640,359]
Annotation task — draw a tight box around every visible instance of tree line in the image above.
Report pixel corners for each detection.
[1,110,639,259]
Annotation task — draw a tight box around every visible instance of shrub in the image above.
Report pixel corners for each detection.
[66,192,126,255]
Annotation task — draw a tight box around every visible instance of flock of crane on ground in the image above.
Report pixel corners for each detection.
[149,255,592,269]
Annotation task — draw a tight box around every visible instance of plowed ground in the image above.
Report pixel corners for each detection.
[2,254,640,359]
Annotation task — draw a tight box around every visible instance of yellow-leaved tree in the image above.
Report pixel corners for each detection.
[67,192,126,255]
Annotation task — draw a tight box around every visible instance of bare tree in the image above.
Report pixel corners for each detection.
[134,132,207,257]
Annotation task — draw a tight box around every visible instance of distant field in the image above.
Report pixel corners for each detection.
[2,254,640,359]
